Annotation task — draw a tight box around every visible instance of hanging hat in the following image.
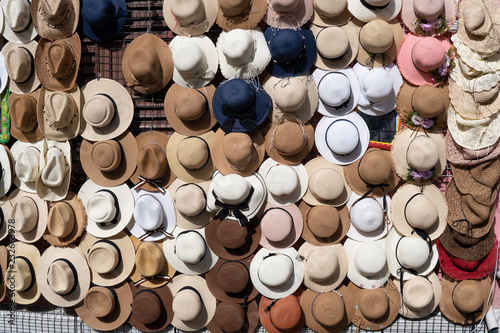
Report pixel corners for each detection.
[9,90,43,143]
[206,300,259,333]
[163,0,217,37]
[170,35,218,89]
[249,247,304,299]
[129,188,176,242]
[0,145,13,198]
[216,0,267,31]
[217,28,271,80]
[299,201,350,246]
[1,0,37,43]
[35,139,71,201]
[35,33,81,92]
[263,74,319,124]
[397,273,441,319]
[450,56,500,93]
[264,26,317,78]
[450,160,500,200]
[0,246,7,302]
[0,53,8,95]
[446,131,500,167]
[8,188,48,243]
[11,140,43,193]
[258,202,304,250]
[401,0,456,36]
[166,131,215,183]
[205,218,262,260]
[79,232,135,287]
[347,0,401,22]
[4,242,40,305]
[128,282,174,332]
[264,121,315,165]
[80,0,127,42]
[75,282,133,331]
[347,193,392,242]
[265,0,313,28]
[212,78,272,134]
[449,80,500,121]
[1,41,40,94]
[451,34,500,76]
[210,129,266,176]
[0,199,11,242]
[345,238,390,289]
[32,0,79,39]
[36,245,91,307]
[439,224,495,261]
[258,158,308,206]
[311,0,352,27]
[122,34,173,94]
[315,112,370,165]
[354,63,403,116]
[164,84,217,136]
[298,242,348,292]
[259,289,305,333]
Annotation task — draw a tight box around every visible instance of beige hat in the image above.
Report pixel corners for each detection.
[31,0,80,40]
[299,201,350,246]
[451,34,500,76]
[348,0,401,22]
[216,0,268,31]
[35,139,71,201]
[8,188,48,243]
[397,273,442,319]
[264,121,315,166]
[9,90,43,143]
[311,0,353,27]
[1,40,40,94]
[0,199,11,241]
[163,0,218,37]
[258,202,304,250]
[449,80,500,121]
[11,140,43,193]
[1,0,37,43]
[450,56,500,94]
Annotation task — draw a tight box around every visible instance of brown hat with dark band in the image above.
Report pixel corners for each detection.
[299,201,350,246]
[128,282,174,332]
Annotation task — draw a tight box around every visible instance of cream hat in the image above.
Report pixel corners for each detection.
[265,0,314,29]
[311,0,353,27]
[8,188,48,243]
[449,79,500,121]
[397,273,442,319]
[1,0,37,43]
[0,145,13,198]
[451,34,500,76]
[347,0,402,22]
[1,40,40,94]
[35,139,71,201]
[0,199,11,241]
[4,242,40,305]
[11,140,43,193]
[450,56,500,93]
[163,0,218,37]
[347,193,392,242]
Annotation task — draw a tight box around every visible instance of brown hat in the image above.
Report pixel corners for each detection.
[1,40,41,94]
[446,131,500,167]
[80,130,138,187]
[128,282,174,332]
[439,224,495,261]
[206,300,259,333]
[164,84,217,136]
[264,121,315,166]
[122,34,173,94]
[299,201,350,246]
[8,188,48,243]
[35,33,81,92]
[9,90,43,143]
[450,159,500,200]
[31,0,80,40]
[130,131,176,191]
[216,0,268,31]
[259,288,305,333]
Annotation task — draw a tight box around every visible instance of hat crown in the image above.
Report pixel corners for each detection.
[175,231,206,264]
[318,73,351,108]
[396,237,430,269]
[414,0,444,21]
[172,41,204,76]
[359,20,394,54]
[358,288,389,321]
[359,151,392,185]
[16,147,40,183]
[40,0,73,26]
[137,143,168,180]
[5,47,34,83]
[258,253,293,287]
[128,48,161,83]
[273,78,307,112]
[135,242,165,277]
[223,29,254,67]
[47,201,75,238]
[223,132,253,169]
[354,242,386,275]
[269,29,305,63]
[350,198,384,232]
[305,248,338,282]
[273,122,307,155]
[407,136,439,171]
[406,195,438,230]
[214,174,251,205]
[313,0,347,17]
[403,277,434,310]
[308,205,340,238]
[91,140,122,172]
[309,168,344,201]
[44,91,77,129]
[326,120,359,155]
[217,262,249,294]
[363,70,393,103]
[86,191,117,224]
[220,79,256,115]
[265,165,298,196]
[134,194,164,231]
[82,0,113,26]
[312,292,345,326]
[452,280,484,313]
[175,89,206,121]
[175,184,206,217]
[88,241,120,274]
[173,288,203,322]
[317,27,349,60]
[170,0,203,23]
[132,291,162,324]
[47,260,76,295]
[270,296,302,330]
[41,147,69,188]
[45,41,76,79]
[4,0,31,32]
[270,0,302,13]
[84,287,116,318]
[11,95,37,133]
[83,95,115,128]
[412,38,445,72]
[216,219,248,249]
[177,137,209,170]
[215,302,245,332]
[473,85,499,104]
[12,196,39,233]
[7,258,34,292]
[412,86,445,118]
[463,0,490,36]
[219,0,251,16]
[261,208,293,242]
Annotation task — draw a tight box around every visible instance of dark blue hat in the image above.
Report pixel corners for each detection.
[264,26,317,78]
[80,0,127,42]
[213,79,272,133]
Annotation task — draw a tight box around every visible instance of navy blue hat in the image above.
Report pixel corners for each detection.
[213,79,272,134]
[264,26,317,78]
[80,0,127,42]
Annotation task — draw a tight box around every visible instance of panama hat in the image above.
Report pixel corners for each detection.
[0,246,7,302]
[401,0,456,36]
[446,131,500,167]
[264,121,315,165]
[8,188,48,243]
[258,202,303,250]
[80,0,127,42]
[259,289,305,333]
[315,112,370,165]
[163,0,217,37]
[36,245,91,307]
[1,41,40,94]
[311,0,353,27]
[250,247,304,299]
[4,242,40,305]
[32,0,79,39]
[122,34,173,94]
[397,273,441,319]
[128,282,174,332]
[439,224,495,261]
[216,0,267,31]
[1,0,37,43]
[35,139,71,201]
[265,0,313,28]
[164,84,217,136]
[347,193,392,242]
[0,145,14,198]
[35,33,81,92]
[348,0,401,22]
[11,140,43,193]
[9,90,43,143]
[345,238,390,289]
[299,201,350,246]
[206,300,259,333]
[449,80,500,121]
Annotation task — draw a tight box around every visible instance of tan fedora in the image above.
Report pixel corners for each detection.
[1,40,40,94]
[9,90,43,143]
[31,0,80,40]
[264,121,315,166]
[311,0,353,27]
[128,282,174,332]
[35,139,71,201]
[216,0,268,31]
[299,201,350,246]
[163,0,218,37]
[8,188,48,243]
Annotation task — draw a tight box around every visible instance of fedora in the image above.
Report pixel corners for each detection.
[122,34,173,94]
[36,245,91,307]
[170,35,218,89]
[299,201,350,245]
[345,238,390,289]
[35,139,71,201]
[79,232,135,287]
[265,121,315,165]
[315,112,370,165]
[259,289,305,333]
[35,33,81,92]
[265,0,313,28]
[347,0,401,22]
[32,0,79,39]
[75,282,133,331]
[80,0,127,42]
[258,158,308,206]
[401,0,456,36]
[4,242,40,305]
[258,202,304,250]
[128,282,174,332]
[0,145,13,198]
[164,84,217,136]
[206,300,259,333]
[216,0,267,31]
[397,273,441,319]
[1,0,37,43]
[249,247,304,299]
[347,193,392,242]
[449,80,500,121]
[451,34,500,76]
[163,0,218,37]
[11,140,43,193]
[354,63,403,116]
[8,188,48,243]
[9,90,43,143]
[217,28,271,80]
[439,224,495,261]
[311,0,353,27]
[312,23,359,71]
[81,131,138,187]
[1,41,40,94]
[446,131,500,167]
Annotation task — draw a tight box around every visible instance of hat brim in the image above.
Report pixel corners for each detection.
[8,188,48,243]
[128,282,174,332]
[80,0,127,42]
[450,162,500,203]
[0,145,13,198]
[1,4,37,44]
[312,22,359,71]
[163,0,218,36]
[264,0,313,28]
[347,0,401,22]
[299,201,350,246]
[0,199,10,241]
[9,90,43,143]
[439,224,495,261]
[0,52,8,95]
[445,131,500,167]
[401,0,456,36]
[216,0,267,31]
[346,193,393,242]
[11,140,43,193]
[5,242,41,305]
[206,299,259,333]
[259,289,305,333]
[311,6,352,26]
[265,121,315,165]
[32,0,79,39]
[345,238,390,289]
[1,41,41,94]
[397,273,441,319]
[258,202,304,250]
[0,246,7,302]
[449,80,500,120]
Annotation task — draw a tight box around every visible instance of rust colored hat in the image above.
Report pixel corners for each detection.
[259,288,305,333]
[264,121,315,166]
[206,300,259,333]
[299,201,349,246]
[80,130,138,187]
[216,0,268,31]
[32,0,80,40]
[439,224,495,261]
[445,131,500,167]
[128,282,174,332]
[9,90,43,143]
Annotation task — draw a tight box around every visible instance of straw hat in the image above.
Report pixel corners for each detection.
[1,0,37,43]
[451,34,500,75]
[450,160,500,200]
[8,188,48,243]
[122,34,173,94]
[401,0,456,36]
[9,90,43,143]
[315,112,370,165]
[4,242,40,305]
[32,0,79,39]
[450,56,500,93]
[80,0,127,42]
[163,0,217,37]
[439,224,495,261]
[216,0,267,31]
[265,0,314,28]
[35,33,81,92]
[128,282,174,332]
[397,273,441,319]
[35,140,71,201]
[168,274,217,331]
[299,201,350,246]
[164,84,217,136]
[259,289,306,333]
[249,247,304,299]
[347,193,392,242]
[263,74,319,123]
[345,238,390,289]
[0,145,13,198]
[79,232,135,287]
[449,80,500,121]
[258,202,303,250]
[1,40,40,94]
[11,140,43,193]
[445,131,500,167]
[81,131,138,187]
[0,246,7,302]
[347,0,401,22]
[206,300,259,333]
[36,245,91,307]
[310,0,353,27]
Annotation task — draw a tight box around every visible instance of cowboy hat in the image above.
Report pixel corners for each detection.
[347,193,392,242]
[8,188,48,243]
[80,0,127,42]
[128,282,174,332]
[449,80,500,121]
[216,0,267,31]
[1,0,37,43]
[206,300,259,333]
[311,0,352,26]
[35,139,71,201]
[264,121,315,165]
[9,90,43,143]
[258,202,304,250]
[265,0,314,28]
[345,238,390,289]
[401,0,456,36]
[11,140,43,193]
[1,41,40,94]
[347,0,401,22]
[445,131,500,167]
[163,0,218,37]
[299,201,350,246]
[4,242,40,305]
[32,0,80,40]
[397,273,442,319]
[259,289,305,333]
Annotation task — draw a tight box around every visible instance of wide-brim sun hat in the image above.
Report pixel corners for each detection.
[163,0,218,37]
[8,189,48,244]
[299,201,350,246]
[265,0,314,29]
[347,0,401,22]
[346,192,392,242]
[449,160,500,201]
[401,0,457,36]
[9,89,43,143]
[451,34,500,76]
[206,300,259,333]
[448,79,500,121]
[258,202,304,250]
[439,224,495,261]
[259,289,306,333]
[0,199,11,241]
[1,0,37,43]
[445,131,500,167]
[310,0,353,27]
[216,0,268,31]
[450,56,500,93]
[396,273,441,319]
[1,40,40,94]
[32,0,79,40]
[80,0,127,42]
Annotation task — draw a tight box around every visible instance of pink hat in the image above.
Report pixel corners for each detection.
[258,202,303,250]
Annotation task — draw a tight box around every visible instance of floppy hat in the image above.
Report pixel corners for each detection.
[450,57,500,93]
[250,247,304,299]
[354,19,404,68]
[347,193,392,242]
[299,201,350,245]
[311,0,352,26]
[354,63,403,116]
[397,273,441,319]
[128,282,174,332]
[258,202,303,250]
[75,282,133,331]
[163,0,217,37]
[163,226,219,275]
[451,34,500,76]
[0,145,14,198]
[1,0,37,43]
[450,160,500,199]
[258,158,308,206]
[170,35,218,89]
[9,90,43,143]
[264,26,316,78]
[216,0,267,31]
[35,33,81,92]
[36,245,91,307]
[35,139,71,201]
[345,238,390,289]
[259,289,306,333]
[315,112,370,165]
[80,0,127,42]
[439,224,495,261]
[8,188,48,243]
[206,300,259,333]
[32,0,79,40]
[0,246,7,302]
[164,84,217,136]
[79,232,135,287]
[1,40,40,94]
[347,0,401,22]
[11,140,43,193]
[4,242,40,305]
[166,131,215,183]
[265,0,314,28]
[122,34,173,94]
[265,120,315,166]
[449,80,500,121]
[401,0,456,36]
[446,131,500,167]
[212,78,272,133]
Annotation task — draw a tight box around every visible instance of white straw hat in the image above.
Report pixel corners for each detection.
[1,0,37,43]
[346,192,392,242]
[11,140,43,193]
[35,139,71,201]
